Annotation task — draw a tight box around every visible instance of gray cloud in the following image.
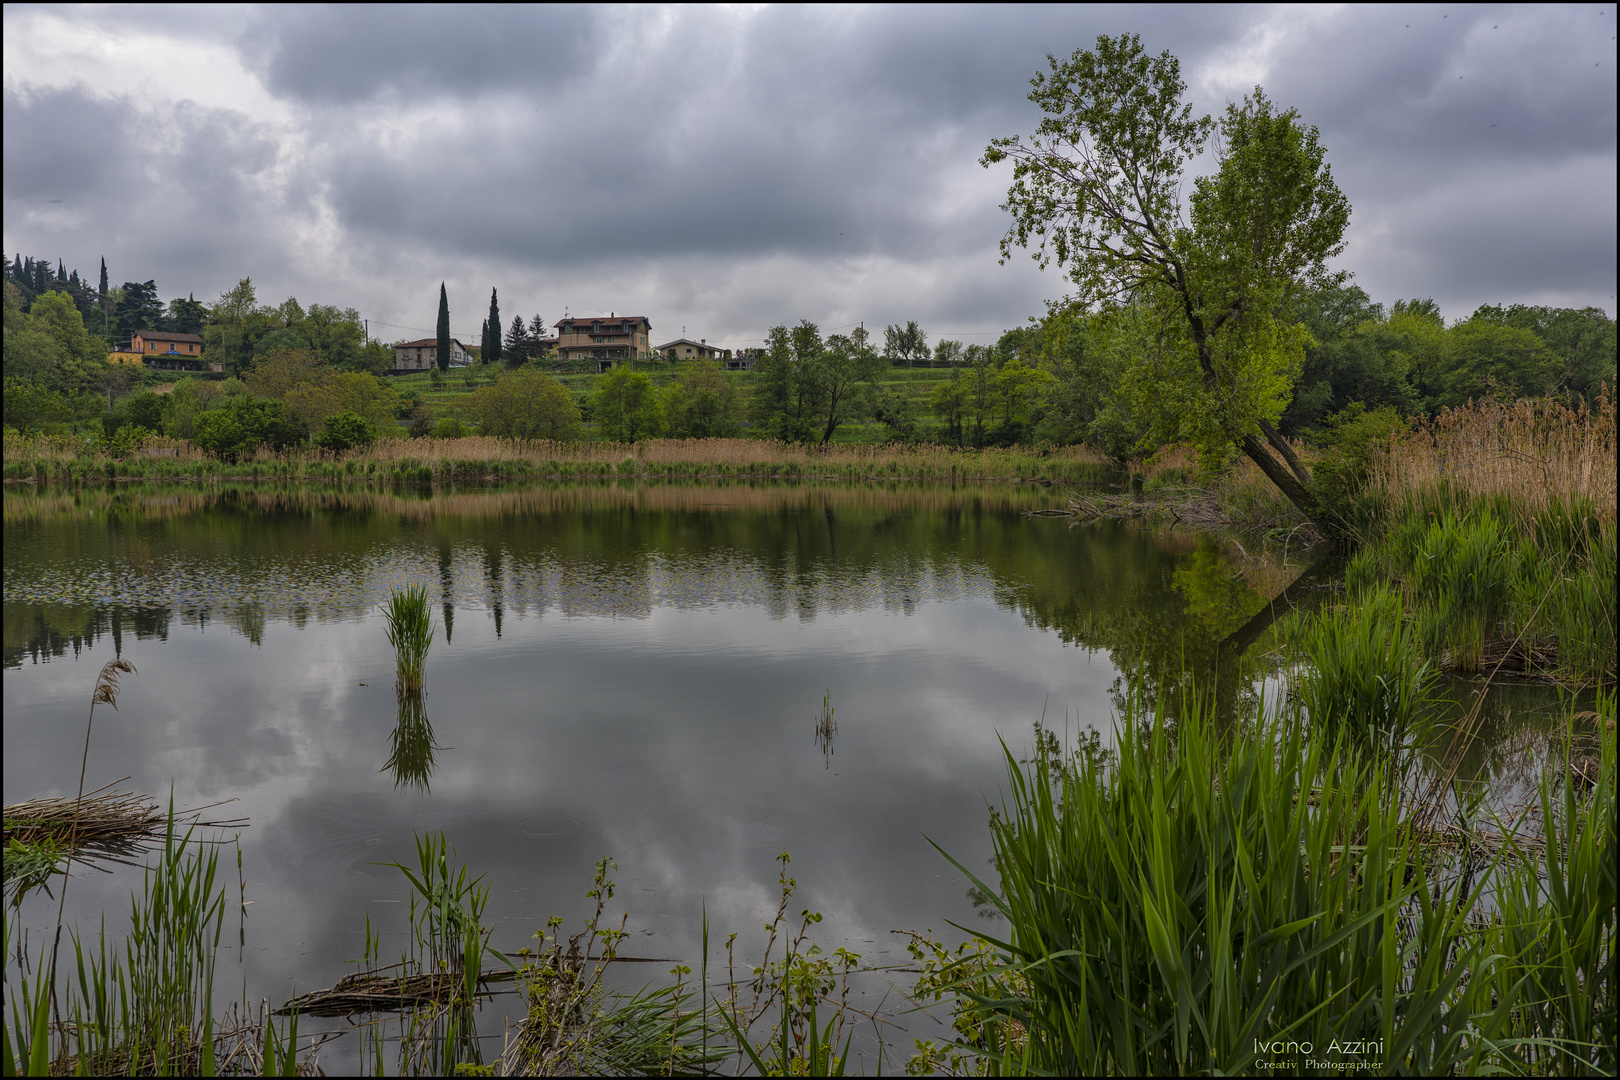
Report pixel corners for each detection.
[3,4,1614,342]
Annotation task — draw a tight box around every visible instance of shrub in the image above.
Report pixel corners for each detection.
[314,411,378,453]
[466,369,582,442]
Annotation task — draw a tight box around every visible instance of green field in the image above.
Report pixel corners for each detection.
[385,360,963,444]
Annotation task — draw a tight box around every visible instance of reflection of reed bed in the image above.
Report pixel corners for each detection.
[4,474,1081,527]
[382,688,440,791]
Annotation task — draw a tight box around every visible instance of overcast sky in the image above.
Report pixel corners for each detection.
[4,4,1615,348]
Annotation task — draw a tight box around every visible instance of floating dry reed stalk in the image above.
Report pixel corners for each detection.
[275,966,515,1018]
[3,780,247,866]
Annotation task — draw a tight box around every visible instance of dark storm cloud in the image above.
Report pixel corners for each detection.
[3,4,1614,334]
[257,5,1254,266]
[237,4,599,104]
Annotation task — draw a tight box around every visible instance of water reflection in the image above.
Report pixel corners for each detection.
[383,688,441,791]
[814,691,837,769]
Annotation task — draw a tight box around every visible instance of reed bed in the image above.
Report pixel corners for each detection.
[5,431,1114,486]
[1376,392,1616,522]
[931,684,1617,1076]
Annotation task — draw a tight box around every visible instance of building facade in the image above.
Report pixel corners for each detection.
[121,331,219,371]
[654,337,732,361]
[392,337,472,372]
[554,314,651,371]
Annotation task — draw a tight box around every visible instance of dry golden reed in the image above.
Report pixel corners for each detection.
[1376,391,1616,521]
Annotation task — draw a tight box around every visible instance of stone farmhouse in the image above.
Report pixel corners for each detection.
[392,337,473,372]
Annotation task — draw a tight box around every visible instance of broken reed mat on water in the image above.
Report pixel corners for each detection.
[3,781,246,872]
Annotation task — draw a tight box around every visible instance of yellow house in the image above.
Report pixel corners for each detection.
[554,313,651,371]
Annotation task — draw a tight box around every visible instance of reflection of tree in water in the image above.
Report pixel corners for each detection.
[382,688,442,792]
[3,603,172,668]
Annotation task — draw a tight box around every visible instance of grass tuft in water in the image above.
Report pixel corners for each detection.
[382,584,436,695]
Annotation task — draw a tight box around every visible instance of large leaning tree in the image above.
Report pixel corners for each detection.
[983,33,1350,525]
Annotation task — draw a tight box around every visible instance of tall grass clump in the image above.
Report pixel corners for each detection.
[1491,688,1618,1075]
[938,687,1533,1075]
[1292,584,1436,755]
[382,584,435,695]
[3,806,309,1076]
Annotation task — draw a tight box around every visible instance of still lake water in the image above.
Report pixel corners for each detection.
[0,481,1566,1065]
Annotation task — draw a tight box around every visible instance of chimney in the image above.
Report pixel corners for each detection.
[700,338,706,344]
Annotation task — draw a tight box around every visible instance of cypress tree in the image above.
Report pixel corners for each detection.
[435,282,451,372]
[99,258,108,296]
[481,318,490,363]
[487,288,502,366]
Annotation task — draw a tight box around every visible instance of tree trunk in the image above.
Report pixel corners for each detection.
[1239,433,1324,526]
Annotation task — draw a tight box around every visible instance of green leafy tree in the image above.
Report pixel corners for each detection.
[1282,285,1423,432]
[244,347,327,401]
[872,386,921,442]
[314,411,378,452]
[663,359,741,438]
[202,278,266,375]
[929,374,967,446]
[809,330,881,443]
[435,283,451,373]
[983,33,1350,523]
[354,338,394,376]
[1427,320,1562,411]
[883,321,928,367]
[466,368,582,441]
[486,289,502,366]
[2,377,70,432]
[300,303,366,367]
[1465,303,1616,401]
[750,324,796,424]
[192,395,303,460]
[10,290,105,395]
[961,344,996,446]
[591,364,665,442]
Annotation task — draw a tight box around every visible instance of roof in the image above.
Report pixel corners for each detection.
[395,337,469,349]
[654,338,718,351]
[133,330,204,343]
[555,315,651,329]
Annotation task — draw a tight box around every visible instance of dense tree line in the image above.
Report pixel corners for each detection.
[2,243,1611,470]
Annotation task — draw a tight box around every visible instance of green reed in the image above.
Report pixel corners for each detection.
[3,803,309,1076]
[931,682,1620,1075]
[1291,584,1436,757]
[1366,492,1615,684]
[1489,686,1617,1076]
[382,584,436,694]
